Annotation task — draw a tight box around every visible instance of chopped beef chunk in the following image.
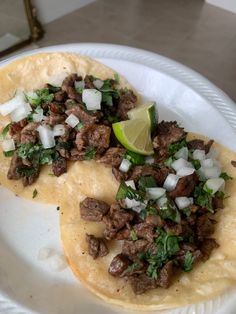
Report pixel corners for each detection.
[200,238,219,260]
[153,121,186,157]
[187,139,214,153]
[86,234,108,259]
[196,215,216,240]
[20,122,39,144]
[9,119,27,143]
[108,253,131,277]
[52,157,67,177]
[22,169,39,186]
[84,75,95,89]
[98,147,126,167]
[48,102,65,114]
[190,204,200,213]
[156,261,174,288]
[115,227,131,240]
[48,113,66,126]
[133,223,155,242]
[231,160,236,167]
[103,203,134,240]
[112,167,129,182]
[164,221,183,235]
[54,90,67,102]
[129,165,169,186]
[168,172,198,198]
[117,90,137,120]
[122,239,149,256]
[80,197,110,221]
[128,274,157,294]
[65,105,99,125]
[61,73,82,102]
[7,153,24,180]
[57,148,70,159]
[69,148,85,161]
[145,214,164,227]
[58,124,71,142]
[75,124,111,154]
[178,243,197,255]
[213,196,224,209]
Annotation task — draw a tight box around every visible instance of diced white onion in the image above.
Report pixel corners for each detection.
[200,158,214,168]
[171,158,193,172]
[119,158,132,173]
[49,253,67,272]
[26,91,38,99]
[37,125,55,149]
[53,124,65,137]
[124,198,141,209]
[206,147,219,159]
[2,139,15,152]
[10,102,32,122]
[146,187,166,200]
[82,89,102,110]
[199,166,221,179]
[193,149,206,160]
[174,147,188,160]
[145,156,155,164]
[0,91,26,116]
[157,196,168,207]
[177,167,195,177]
[175,197,193,209]
[32,108,45,122]
[125,180,136,189]
[65,113,80,128]
[163,174,180,191]
[74,80,85,89]
[38,247,54,261]
[47,73,68,86]
[93,79,104,89]
[205,178,225,194]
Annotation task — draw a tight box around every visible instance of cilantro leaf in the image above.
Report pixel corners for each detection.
[194,183,214,213]
[25,88,54,106]
[191,159,201,170]
[220,172,233,181]
[164,156,174,168]
[46,84,60,93]
[114,73,120,84]
[138,176,157,189]
[0,123,11,140]
[183,251,194,272]
[32,189,38,199]
[17,166,37,177]
[84,146,97,160]
[159,199,181,223]
[125,151,145,165]
[130,229,138,241]
[116,182,144,201]
[4,150,14,157]
[168,140,187,156]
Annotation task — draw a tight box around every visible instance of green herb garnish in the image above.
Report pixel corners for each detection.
[17,166,37,177]
[116,182,144,202]
[84,146,97,160]
[74,122,84,131]
[25,88,54,106]
[0,123,11,140]
[124,151,145,165]
[220,172,233,181]
[164,156,174,168]
[168,140,187,156]
[130,229,138,241]
[194,182,214,213]
[138,176,157,189]
[183,251,194,272]
[32,189,38,199]
[4,150,14,157]
[159,199,181,223]
[191,159,201,170]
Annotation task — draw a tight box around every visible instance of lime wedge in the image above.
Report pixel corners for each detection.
[112,119,154,155]
[127,102,157,132]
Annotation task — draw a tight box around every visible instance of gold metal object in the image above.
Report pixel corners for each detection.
[0,0,44,58]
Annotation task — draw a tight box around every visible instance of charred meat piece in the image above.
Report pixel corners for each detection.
[84,75,95,89]
[7,153,24,180]
[65,105,99,125]
[22,169,39,186]
[9,119,27,143]
[48,102,66,114]
[98,147,126,168]
[128,274,157,294]
[54,90,67,102]
[145,214,164,227]
[108,253,131,277]
[80,197,110,221]
[212,196,224,209]
[153,121,186,157]
[187,139,214,153]
[61,73,82,102]
[200,238,219,260]
[196,215,216,240]
[129,165,169,186]
[133,223,155,242]
[164,221,183,236]
[156,261,174,288]
[115,227,131,240]
[75,124,111,154]
[112,167,129,182]
[231,160,236,167]
[20,122,39,144]
[48,113,66,126]
[103,203,134,240]
[69,148,85,161]
[86,234,108,259]
[52,157,67,177]
[117,90,137,120]
[122,239,148,256]
[168,172,198,198]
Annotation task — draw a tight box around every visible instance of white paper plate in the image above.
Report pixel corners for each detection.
[0,43,236,314]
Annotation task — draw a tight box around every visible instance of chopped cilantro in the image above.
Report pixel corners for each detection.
[116,182,144,202]
[159,199,181,223]
[114,73,120,84]
[215,190,225,199]
[100,78,119,106]
[220,172,233,181]
[17,166,37,177]
[168,140,187,156]
[84,146,97,160]
[138,176,157,189]
[181,206,191,217]
[146,206,158,216]
[125,151,145,165]
[130,229,138,241]
[75,87,83,94]
[194,183,214,213]
[25,88,54,106]
[74,122,84,131]
[191,159,201,170]
[203,184,213,195]
[183,251,194,272]
[164,156,174,168]
[4,150,14,157]
[0,123,11,140]
[32,189,38,199]
[56,142,71,150]
[46,84,60,93]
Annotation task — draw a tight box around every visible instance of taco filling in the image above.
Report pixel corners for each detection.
[78,121,232,294]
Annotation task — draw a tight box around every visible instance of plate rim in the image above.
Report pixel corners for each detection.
[0,42,236,314]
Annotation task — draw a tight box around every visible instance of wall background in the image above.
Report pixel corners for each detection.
[206,0,236,14]
[33,0,95,24]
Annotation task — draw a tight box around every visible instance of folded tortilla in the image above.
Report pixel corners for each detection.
[1,53,236,310]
